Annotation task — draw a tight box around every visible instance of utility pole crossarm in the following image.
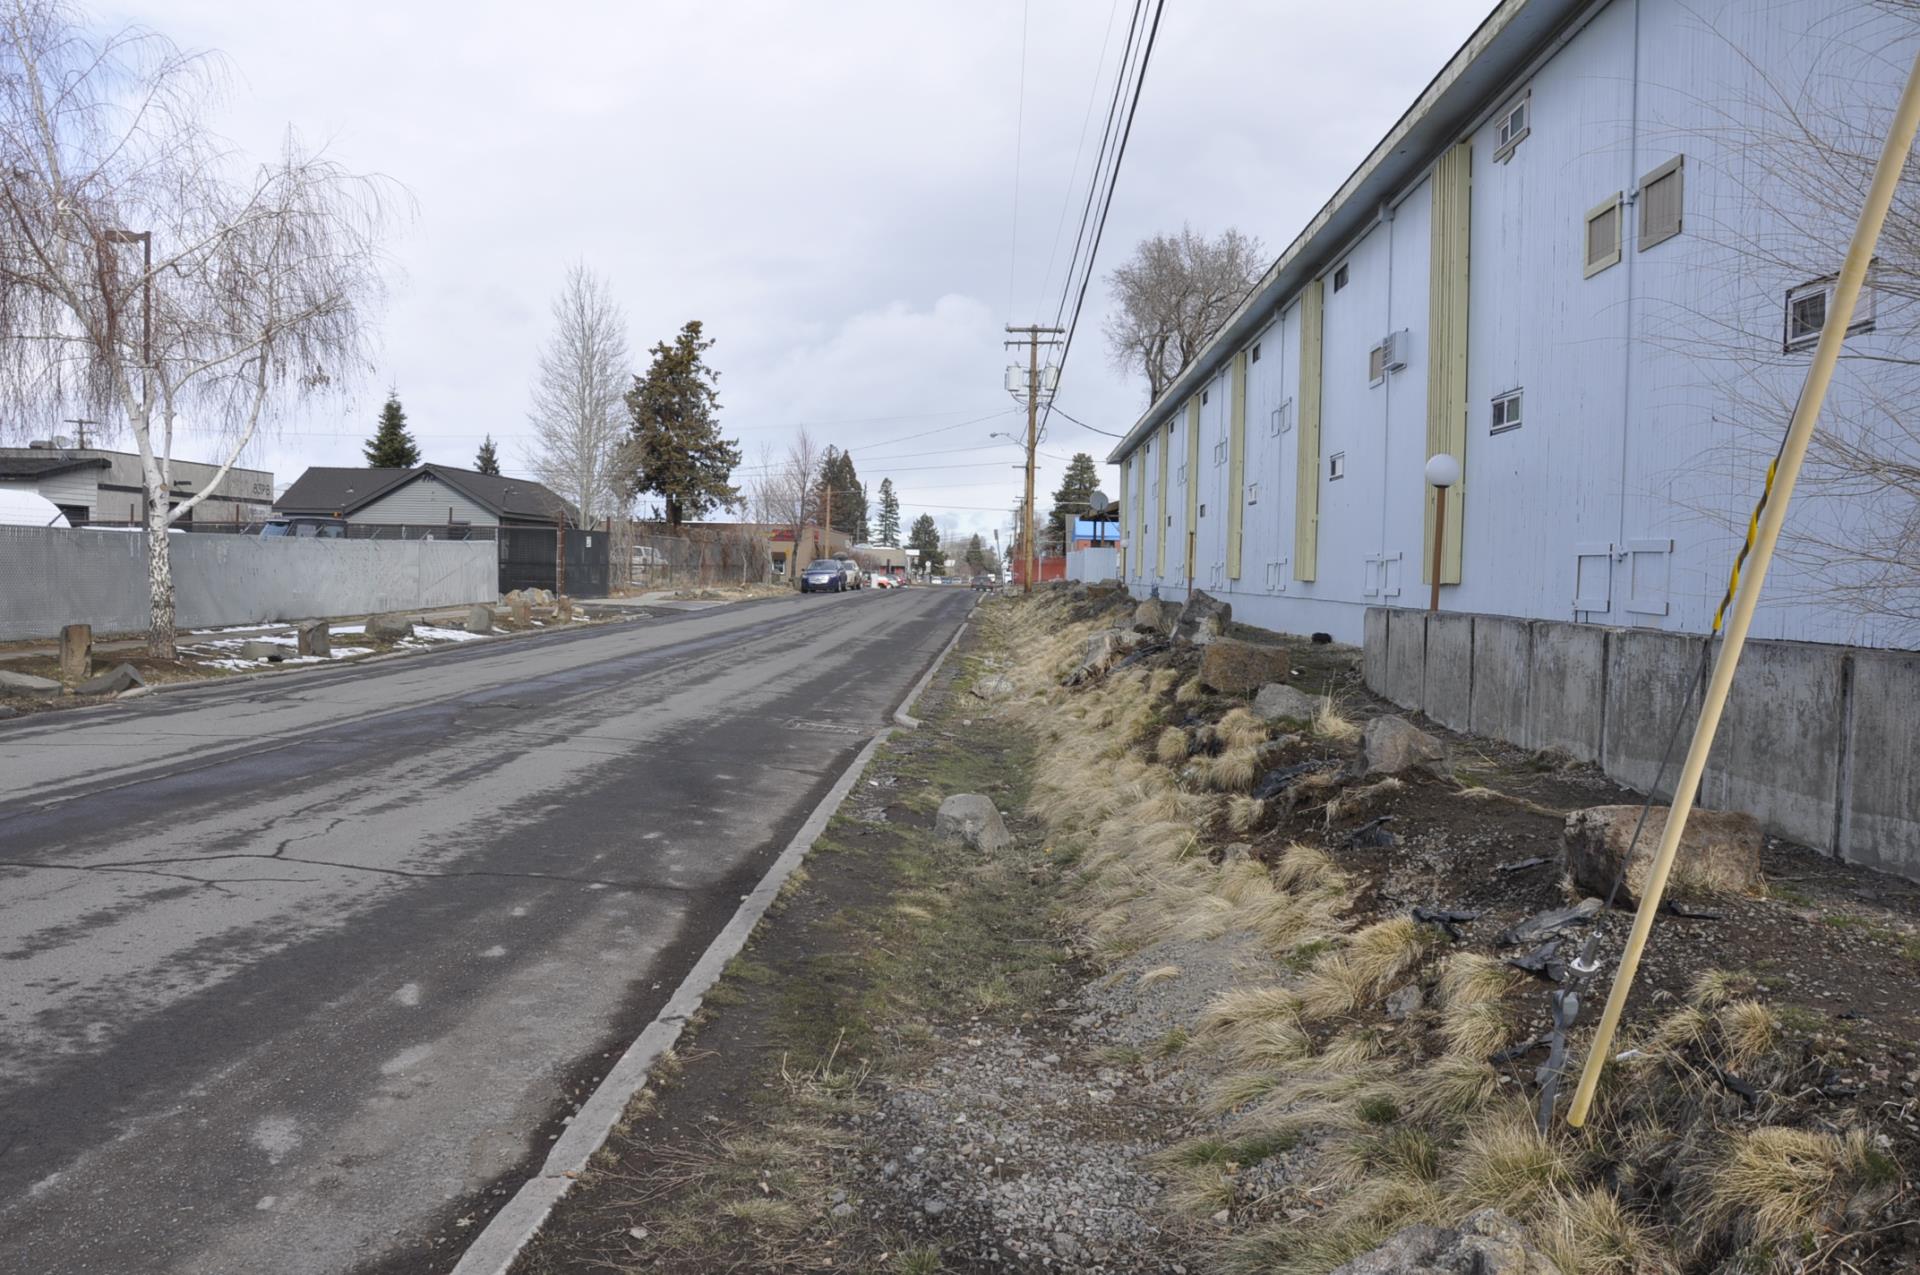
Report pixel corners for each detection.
[1003,324,1063,594]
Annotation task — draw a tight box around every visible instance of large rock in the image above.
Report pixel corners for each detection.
[972,673,1016,701]
[1330,1210,1561,1275]
[509,596,533,626]
[75,662,146,696]
[1132,598,1178,636]
[366,613,415,642]
[297,619,331,658]
[1175,589,1232,645]
[0,669,63,695]
[1562,805,1763,905]
[465,604,495,634]
[59,624,92,684]
[238,640,286,662]
[934,794,1012,853]
[1361,715,1451,778]
[1253,683,1318,724]
[1199,638,1291,694]
[1065,628,1142,687]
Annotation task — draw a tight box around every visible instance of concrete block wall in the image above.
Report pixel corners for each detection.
[1363,606,1918,885]
[0,527,497,641]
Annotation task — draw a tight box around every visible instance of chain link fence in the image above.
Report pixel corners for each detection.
[609,522,776,593]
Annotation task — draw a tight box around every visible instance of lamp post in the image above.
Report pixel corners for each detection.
[1424,453,1460,613]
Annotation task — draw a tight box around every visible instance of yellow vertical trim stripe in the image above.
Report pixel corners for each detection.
[1228,350,1248,579]
[1184,397,1200,582]
[1155,420,1170,577]
[1425,141,1471,585]
[1294,276,1324,582]
[1117,456,1129,580]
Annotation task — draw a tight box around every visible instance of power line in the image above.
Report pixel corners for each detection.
[1034,0,1125,319]
[1050,0,1148,335]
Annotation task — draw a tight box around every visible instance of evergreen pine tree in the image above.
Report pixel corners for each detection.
[875,478,902,546]
[965,533,987,571]
[364,392,421,468]
[474,434,501,476]
[814,448,868,539]
[623,321,741,526]
[907,513,945,574]
[1046,452,1101,553]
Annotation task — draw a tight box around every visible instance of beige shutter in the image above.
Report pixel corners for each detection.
[1294,277,1324,581]
[1638,155,1684,249]
[1227,350,1248,578]
[1425,141,1471,584]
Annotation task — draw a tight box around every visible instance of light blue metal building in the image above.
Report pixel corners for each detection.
[1106,0,1920,653]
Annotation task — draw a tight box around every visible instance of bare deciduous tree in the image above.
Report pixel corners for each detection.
[0,0,399,657]
[1103,224,1265,401]
[526,262,629,526]
[749,429,821,585]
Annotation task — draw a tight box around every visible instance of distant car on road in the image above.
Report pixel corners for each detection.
[834,558,864,590]
[971,575,994,591]
[799,558,847,593]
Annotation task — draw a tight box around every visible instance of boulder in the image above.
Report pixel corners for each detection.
[1132,598,1178,636]
[366,613,415,642]
[0,704,16,720]
[1562,805,1763,905]
[1361,715,1451,778]
[238,640,286,662]
[1199,638,1291,694]
[75,662,146,696]
[556,597,574,623]
[59,624,92,684]
[1175,589,1232,645]
[296,619,331,658]
[1330,1210,1562,1275]
[934,794,1012,853]
[1253,683,1318,724]
[1384,983,1424,1019]
[509,596,532,626]
[465,604,495,634]
[971,673,1017,701]
[0,669,63,695]
[1065,628,1142,686]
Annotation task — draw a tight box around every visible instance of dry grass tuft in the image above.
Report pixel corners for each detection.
[1438,953,1524,1059]
[1312,694,1362,744]
[1323,776,1403,826]
[1224,1018,1312,1067]
[1539,1186,1657,1275]
[1272,842,1337,893]
[1225,795,1266,834]
[1446,1102,1578,1216]
[1296,918,1431,1021]
[1138,964,1181,986]
[1218,706,1270,751]
[1154,726,1190,765]
[1707,1126,1887,1247]
[1718,999,1779,1064]
[1408,1054,1505,1121]
[1175,676,1204,705]
[1689,967,1759,1010]
[1202,984,1302,1036]
[1200,746,1263,793]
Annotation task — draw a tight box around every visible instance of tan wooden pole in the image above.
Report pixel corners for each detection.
[1567,46,1920,1128]
[1429,486,1446,613]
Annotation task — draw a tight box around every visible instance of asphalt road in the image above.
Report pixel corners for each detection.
[0,586,974,1275]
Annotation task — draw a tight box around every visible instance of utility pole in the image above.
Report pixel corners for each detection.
[1004,324,1063,592]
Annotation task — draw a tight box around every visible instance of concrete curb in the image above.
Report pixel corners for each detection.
[448,597,972,1275]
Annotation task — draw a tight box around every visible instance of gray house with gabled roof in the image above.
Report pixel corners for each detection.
[274,464,580,531]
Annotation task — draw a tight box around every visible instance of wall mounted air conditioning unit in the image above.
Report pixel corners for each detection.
[1381,329,1411,373]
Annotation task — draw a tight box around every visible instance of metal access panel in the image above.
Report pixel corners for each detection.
[1573,542,1613,614]
[1624,537,1674,616]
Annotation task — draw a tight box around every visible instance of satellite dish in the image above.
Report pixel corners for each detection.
[1086,490,1111,514]
[50,434,74,449]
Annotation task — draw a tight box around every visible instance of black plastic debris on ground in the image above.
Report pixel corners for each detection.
[1497,897,1603,947]
[1412,905,1481,942]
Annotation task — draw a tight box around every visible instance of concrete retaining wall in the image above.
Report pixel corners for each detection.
[1363,606,1919,885]
[0,526,497,640]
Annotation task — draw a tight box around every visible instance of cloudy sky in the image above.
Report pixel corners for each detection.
[130,0,1490,542]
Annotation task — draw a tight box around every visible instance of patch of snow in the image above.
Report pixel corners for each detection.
[392,982,422,1007]
[379,1044,435,1075]
[404,625,488,644]
[250,1116,301,1164]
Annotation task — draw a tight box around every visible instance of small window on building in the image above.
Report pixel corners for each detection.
[1494,92,1530,162]
[1250,341,1262,363]
[1585,194,1622,277]
[1784,276,1874,352]
[1201,389,1210,406]
[1328,452,1346,481]
[1368,344,1386,386]
[1199,503,1207,517]
[1332,263,1349,292]
[1490,388,1523,434]
[1176,463,1187,485]
[1270,399,1292,436]
[1213,438,1228,466]
[1246,482,1260,505]
[1639,155,1684,249]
